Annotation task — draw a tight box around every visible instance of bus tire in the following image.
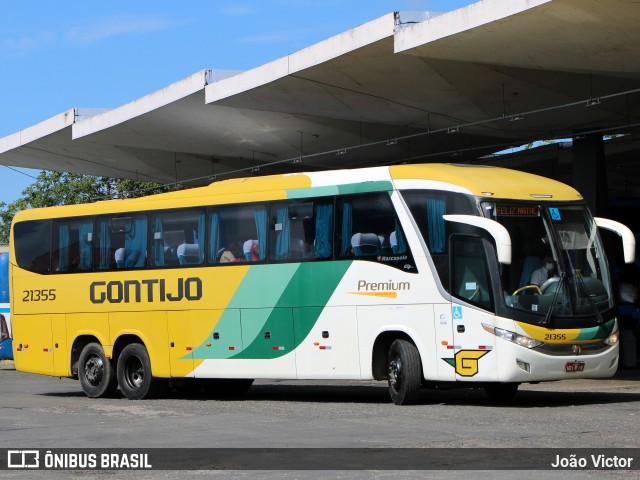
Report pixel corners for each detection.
[117,343,158,400]
[484,383,519,403]
[78,342,118,398]
[387,339,422,405]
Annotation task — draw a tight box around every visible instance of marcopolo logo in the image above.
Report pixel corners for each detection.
[90,277,202,304]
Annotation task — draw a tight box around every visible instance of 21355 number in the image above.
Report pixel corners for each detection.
[22,289,57,302]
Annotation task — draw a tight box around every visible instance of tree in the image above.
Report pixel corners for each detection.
[0,171,182,243]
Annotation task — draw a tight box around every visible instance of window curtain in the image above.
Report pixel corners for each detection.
[197,213,206,263]
[124,217,147,268]
[98,220,111,270]
[154,217,164,267]
[209,212,220,262]
[79,222,93,271]
[254,207,267,260]
[315,203,333,258]
[393,220,407,254]
[57,224,70,272]
[340,202,352,256]
[275,206,290,260]
[427,197,446,253]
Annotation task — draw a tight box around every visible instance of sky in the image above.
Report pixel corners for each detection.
[0,0,476,206]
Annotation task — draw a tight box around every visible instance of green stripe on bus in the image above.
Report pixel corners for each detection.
[574,319,615,341]
[286,181,393,199]
[191,261,351,360]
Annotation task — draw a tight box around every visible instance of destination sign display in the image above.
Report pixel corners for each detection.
[495,205,540,217]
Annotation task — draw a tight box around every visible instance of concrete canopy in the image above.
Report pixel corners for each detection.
[1,0,640,193]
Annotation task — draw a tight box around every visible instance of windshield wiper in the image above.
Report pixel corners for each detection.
[540,271,566,326]
[573,271,606,325]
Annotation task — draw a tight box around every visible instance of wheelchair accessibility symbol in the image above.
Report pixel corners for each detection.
[452,306,463,320]
[549,207,562,221]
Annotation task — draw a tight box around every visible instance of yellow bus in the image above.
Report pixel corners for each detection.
[9,164,635,404]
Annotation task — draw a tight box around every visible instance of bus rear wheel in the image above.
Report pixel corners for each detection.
[78,342,118,398]
[387,339,422,405]
[117,343,158,400]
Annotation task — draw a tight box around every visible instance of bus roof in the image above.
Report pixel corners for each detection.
[389,164,582,201]
[13,164,582,221]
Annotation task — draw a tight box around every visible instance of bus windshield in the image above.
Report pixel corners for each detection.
[483,202,613,319]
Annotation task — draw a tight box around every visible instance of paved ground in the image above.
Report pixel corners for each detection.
[1,360,639,479]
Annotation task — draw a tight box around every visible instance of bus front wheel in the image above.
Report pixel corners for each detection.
[117,343,158,400]
[78,342,118,398]
[387,339,422,405]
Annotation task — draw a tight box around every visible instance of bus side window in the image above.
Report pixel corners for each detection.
[52,218,93,273]
[96,215,148,270]
[210,204,267,264]
[151,209,205,268]
[450,235,494,311]
[337,192,408,261]
[13,220,52,274]
[269,201,325,262]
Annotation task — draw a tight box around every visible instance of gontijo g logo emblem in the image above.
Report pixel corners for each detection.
[443,350,490,377]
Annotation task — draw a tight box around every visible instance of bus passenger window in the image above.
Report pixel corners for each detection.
[13,220,52,274]
[337,193,408,261]
[52,218,93,273]
[269,201,326,262]
[209,204,267,264]
[150,209,205,267]
[96,214,148,270]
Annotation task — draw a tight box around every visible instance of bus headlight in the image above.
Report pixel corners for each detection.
[605,331,619,346]
[482,324,543,349]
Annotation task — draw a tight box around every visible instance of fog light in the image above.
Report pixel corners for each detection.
[516,360,531,373]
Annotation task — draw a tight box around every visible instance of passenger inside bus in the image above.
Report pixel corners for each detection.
[243,240,260,261]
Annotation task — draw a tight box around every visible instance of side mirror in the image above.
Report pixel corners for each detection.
[595,217,636,264]
[444,215,512,264]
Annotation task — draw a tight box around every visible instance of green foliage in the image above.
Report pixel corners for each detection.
[0,171,182,243]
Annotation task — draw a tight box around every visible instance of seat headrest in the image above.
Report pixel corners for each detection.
[351,233,381,248]
[177,243,200,257]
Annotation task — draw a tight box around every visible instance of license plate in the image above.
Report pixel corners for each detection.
[565,361,585,372]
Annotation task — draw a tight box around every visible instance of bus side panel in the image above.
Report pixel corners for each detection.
[167,310,194,378]
[294,306,361,379]
[13,314,55,375]
[109,311,170,378]
[232,308,296,378]
[51,313,69,376]
[357,304,437,381]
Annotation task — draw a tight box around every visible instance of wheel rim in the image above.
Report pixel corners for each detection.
[124,356,145,390]
[84,354,104,386]
[388,355,402,392]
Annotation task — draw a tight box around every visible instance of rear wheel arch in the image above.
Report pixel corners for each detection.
[71,335,102,378]
[112,334,144,368]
